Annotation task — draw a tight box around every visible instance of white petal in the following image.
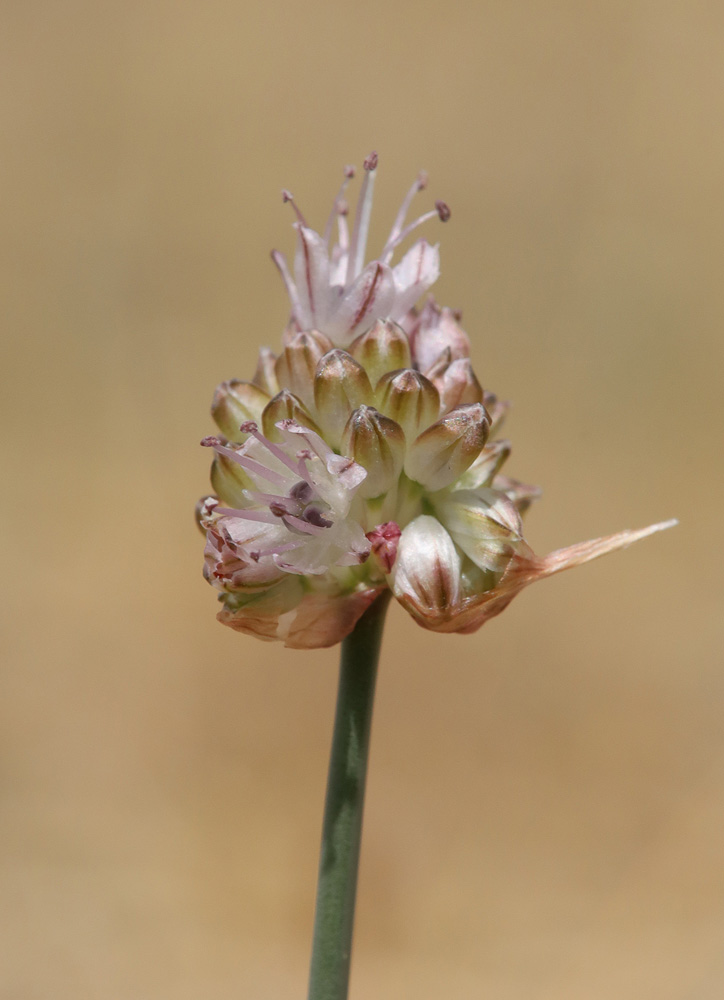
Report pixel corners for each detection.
[325,262,396,345]
[391,240,440,316]
[293,225,332,329]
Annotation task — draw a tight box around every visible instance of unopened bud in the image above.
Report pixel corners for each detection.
[261,389,322,442]
[412,300,472,375]
[252,347,279,395]
[349,319,412,388]
[274,330,333,409]
[391,516,462,617]
[431,357,484,412]
[210,453,254,507]
[436,488,522,574]
[375,368,440,443]
[482,390,510,436]
[404,402,490,491]
[455,439,512,490]
[313,349,374,447]
[341,405,406,498]
[211,380,270,442]
[495,475,543,516]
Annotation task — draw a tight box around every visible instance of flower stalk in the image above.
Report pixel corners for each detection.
[307,591,391,1000]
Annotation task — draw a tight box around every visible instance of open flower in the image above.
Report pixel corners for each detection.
[271,152,449,347]
[198,155,675,647]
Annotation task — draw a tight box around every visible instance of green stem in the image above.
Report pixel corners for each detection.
[307,591,391,1000]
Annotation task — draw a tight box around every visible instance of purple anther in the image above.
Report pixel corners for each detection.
[289,480,314,504]
[303,505,333,528]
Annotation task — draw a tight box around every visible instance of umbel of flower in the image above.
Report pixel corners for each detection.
[197,154,675,648]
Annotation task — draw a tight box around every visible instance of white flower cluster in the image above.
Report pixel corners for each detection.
[198,155,674,647]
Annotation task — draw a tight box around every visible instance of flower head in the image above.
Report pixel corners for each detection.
[198,155,675,647]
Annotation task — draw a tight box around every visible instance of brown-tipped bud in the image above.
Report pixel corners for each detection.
[455,439,512,490]
[210,453,254,507]
[404,402,490,491]
[483,390,510,436]
[261,389,322,442]
[211,380,270,442]
[391,515,462,616]
[274,330,333,409]
[341,405,406,498]
[375,368,441,443]
[494,475,543,516]
[348,319,412,388]
[313,349,374,447]
[436,488,522,575]
[411,300,472,375]
[431,357,484,413]
[252,347,279,395]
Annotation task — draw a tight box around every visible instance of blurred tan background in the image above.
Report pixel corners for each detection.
[1,2,722,997]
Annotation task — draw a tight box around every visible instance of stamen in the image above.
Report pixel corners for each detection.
[281,189,308,227]
[213,506,281,524]
[271,250,303,323]
[380,203,449,264]
[201,437,290,488]
[336,204,350,256]
[249,540,305,561]
[346,150,378,284]
[323,165,356,246]
[245,490,304,516]
[278,419,336,468]
[240,420,314,481]
[386,171,429,250]
[281,513,328,536]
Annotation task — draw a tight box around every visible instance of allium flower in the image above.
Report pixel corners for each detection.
[271,151,448,347]
[198,154,675,647]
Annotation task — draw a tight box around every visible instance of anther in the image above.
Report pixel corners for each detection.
[363,151,378,171]
[239,420,259,434]
[323,165,358,245]
[417,171,428,191]
[289,480,314,504]
[281,189,308,226]
[435,200,451,222]
[303,506,333,528]
[201,435,222,447]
